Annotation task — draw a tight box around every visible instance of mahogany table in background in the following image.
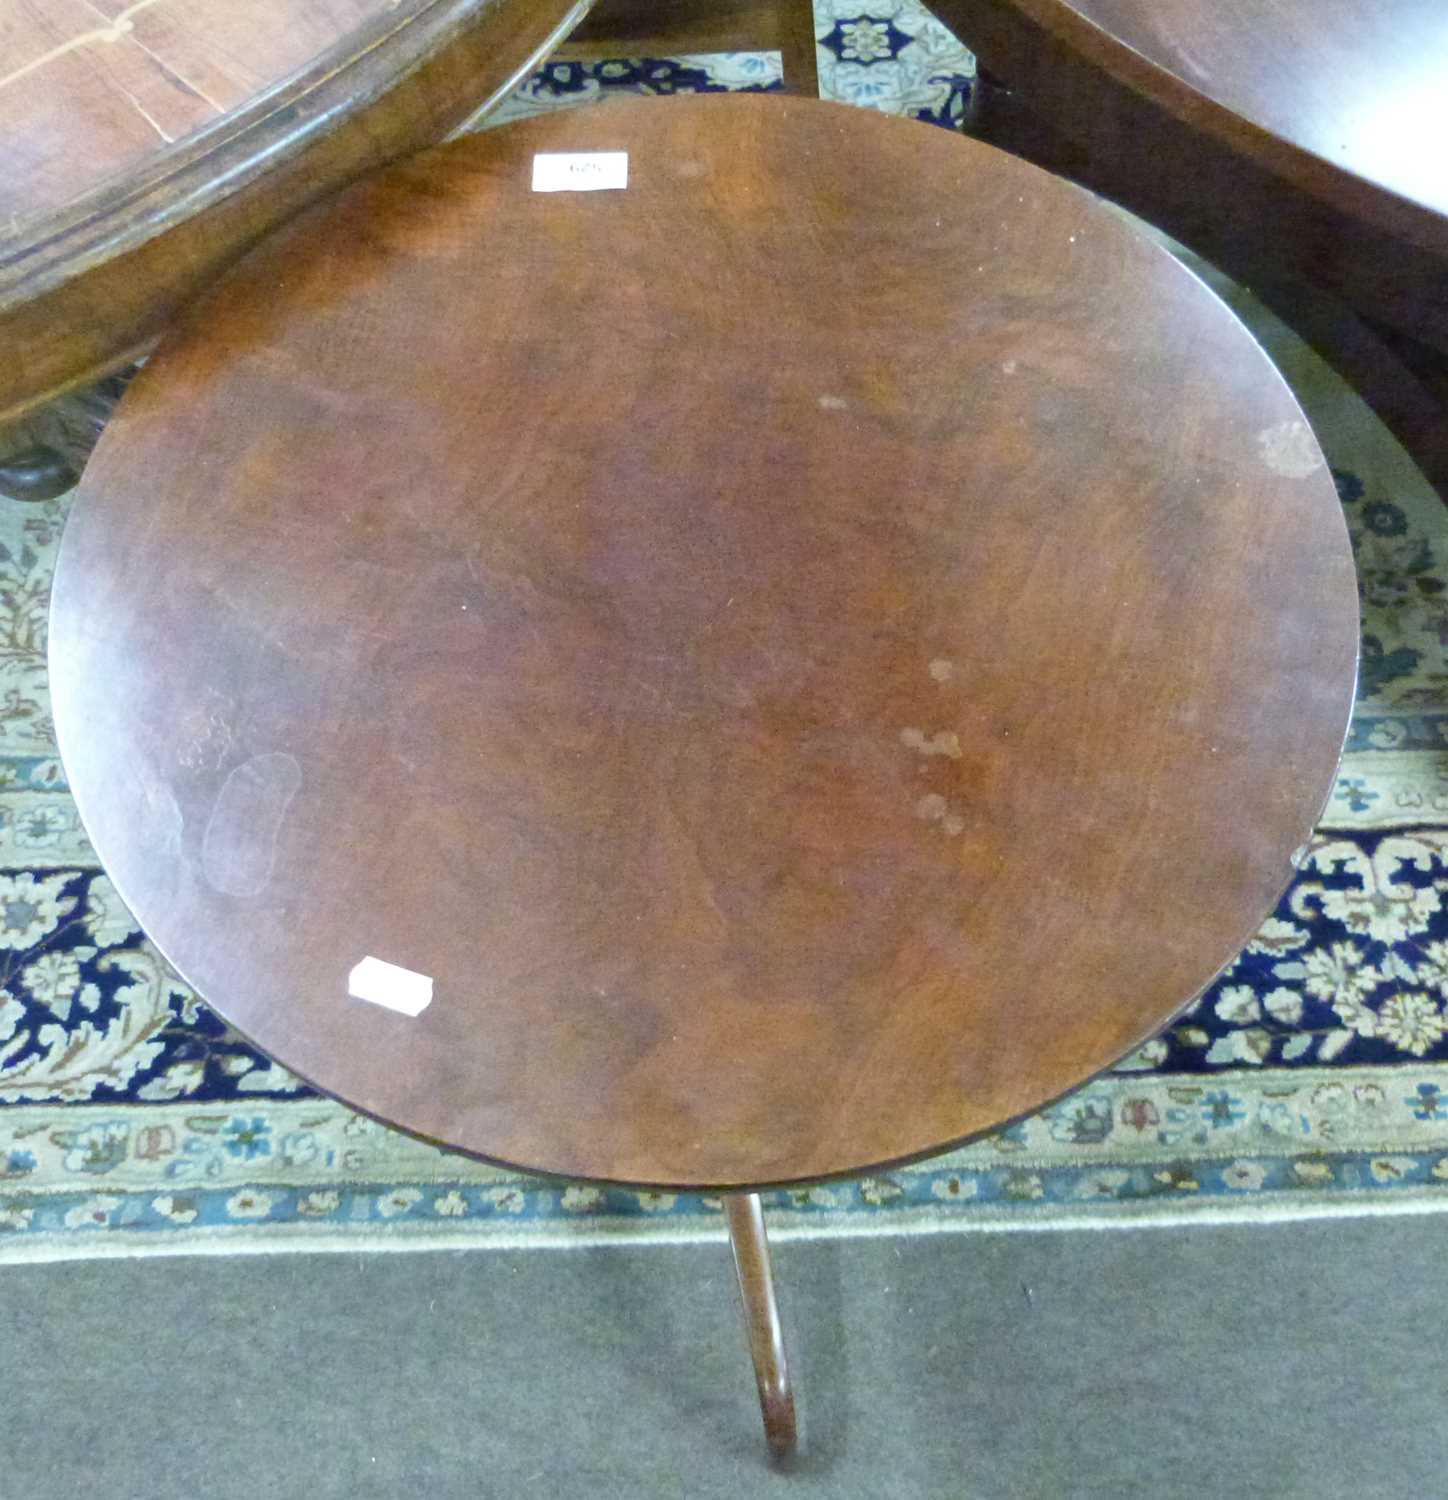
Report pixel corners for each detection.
[49,95,1359,1458]
[0,0,588,424]
[933,0,1448,493]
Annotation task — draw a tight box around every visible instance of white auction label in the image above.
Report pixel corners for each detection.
[531,151,629,193]
[348,956,434,1017]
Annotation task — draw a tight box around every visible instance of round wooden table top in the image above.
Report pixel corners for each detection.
[983,0,1448,252]
[50,94,1360,1190]
[5,0,411,225]
[1,0,585,421]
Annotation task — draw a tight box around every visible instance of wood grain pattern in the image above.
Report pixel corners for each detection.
[975,0,1448,237]
[1062,0,1446,234]
[49,95,1359,1190]
[0,0,385,225]
[0,0,587,422]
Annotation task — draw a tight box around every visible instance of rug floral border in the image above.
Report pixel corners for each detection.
[4,1063,1446,1261]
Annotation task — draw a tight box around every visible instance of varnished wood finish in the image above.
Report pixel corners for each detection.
[725,1193,796,1460]
[3,0,391,225]
[559,0,818,96]
[961,0,1448,238]
[50,95,1359,1190]
[0,0,588,422]
[935,0,1448,486]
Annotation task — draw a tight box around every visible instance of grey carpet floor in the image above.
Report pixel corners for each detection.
[3,1216,1442,1498]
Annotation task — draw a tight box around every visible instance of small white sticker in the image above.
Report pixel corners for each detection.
[532,151,629,193]
[348,956,433,1017]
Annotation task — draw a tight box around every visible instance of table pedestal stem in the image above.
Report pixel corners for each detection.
[724,1191,797,1460]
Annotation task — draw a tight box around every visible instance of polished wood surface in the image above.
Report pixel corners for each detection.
[0,0,587,421]
[3,0,388,224]
[935,0,1448,486]
[50,95,1359,1190]
[980,0,1448,237]
[725,1193,796,1460]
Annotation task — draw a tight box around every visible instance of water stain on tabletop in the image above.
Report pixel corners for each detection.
[201,753,302,897]
[1256,420,1324,479]
[900,727,962,759]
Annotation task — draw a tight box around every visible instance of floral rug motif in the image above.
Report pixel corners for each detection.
[814,1,975,126]
[3,6,1448,1260]
[5,1065,1444,1258]
[481,51,786,129]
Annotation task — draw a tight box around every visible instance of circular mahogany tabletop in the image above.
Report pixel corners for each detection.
[973,0,1448,250]
[50,94,1359,1190]
[0,0,585,421]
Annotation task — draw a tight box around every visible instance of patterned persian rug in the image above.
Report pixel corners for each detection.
[3,4,1447,1262]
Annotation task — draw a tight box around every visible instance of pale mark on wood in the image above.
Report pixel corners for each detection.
[900,726,962,758]
[0,0,171,96]
[914,793,964,837]
[135,760,184,856]
[1256,420,1324,479]
[176,688,235,772]
[94,1,227,115]
[106,76,175,143]
[201,752,302,897]
[76,0,220,108]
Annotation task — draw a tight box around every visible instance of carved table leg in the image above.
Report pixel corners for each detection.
[0,447,79,502]
[0,367,134,502]
[724,1191,797,1461]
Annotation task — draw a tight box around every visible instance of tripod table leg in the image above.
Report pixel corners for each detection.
[724,1191,798,1460]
